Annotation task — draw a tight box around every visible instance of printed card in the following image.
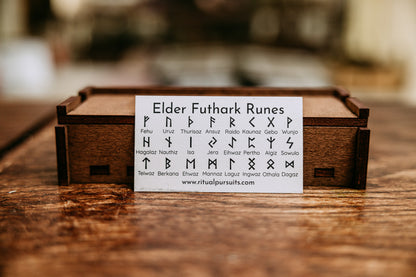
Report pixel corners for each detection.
[134,96,303,193]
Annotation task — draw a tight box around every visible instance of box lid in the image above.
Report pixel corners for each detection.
[57,87,369,127]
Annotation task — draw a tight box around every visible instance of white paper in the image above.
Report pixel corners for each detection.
[134,96,303,193]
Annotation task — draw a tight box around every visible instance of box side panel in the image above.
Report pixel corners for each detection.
[67,125,358,188]
[67,125,134,184]
[353,128,370,189]
[304,127,357,187]
[55,126,69,185]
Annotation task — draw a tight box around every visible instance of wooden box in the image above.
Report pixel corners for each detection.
[55,86,370,189]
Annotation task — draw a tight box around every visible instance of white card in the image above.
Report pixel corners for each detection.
[134,96,303,193]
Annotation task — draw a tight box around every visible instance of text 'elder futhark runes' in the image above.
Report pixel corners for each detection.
[134,96,303,193]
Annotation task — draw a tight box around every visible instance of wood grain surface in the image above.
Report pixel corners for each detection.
[58,87,368,127]
[69,94,357,118]
[0,102,415,277]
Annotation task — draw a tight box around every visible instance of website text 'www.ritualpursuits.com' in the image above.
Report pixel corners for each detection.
[181,179,255,186]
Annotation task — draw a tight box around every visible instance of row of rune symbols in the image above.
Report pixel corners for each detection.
[143,116,295,128]
[141,157,296,170]
[141,136,295,149]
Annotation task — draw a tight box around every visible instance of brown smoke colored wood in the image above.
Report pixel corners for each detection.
[55,86,370,188]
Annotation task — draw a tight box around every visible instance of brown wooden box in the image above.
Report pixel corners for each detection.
[55,86,370,189]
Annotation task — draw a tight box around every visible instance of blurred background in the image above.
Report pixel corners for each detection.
[0,0,415,104]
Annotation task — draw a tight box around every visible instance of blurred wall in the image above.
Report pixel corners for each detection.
[344,0,416,103]
[0,0,26,39]
[1,0,416,104]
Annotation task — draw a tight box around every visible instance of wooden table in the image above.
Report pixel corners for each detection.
[0,102,415,276]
